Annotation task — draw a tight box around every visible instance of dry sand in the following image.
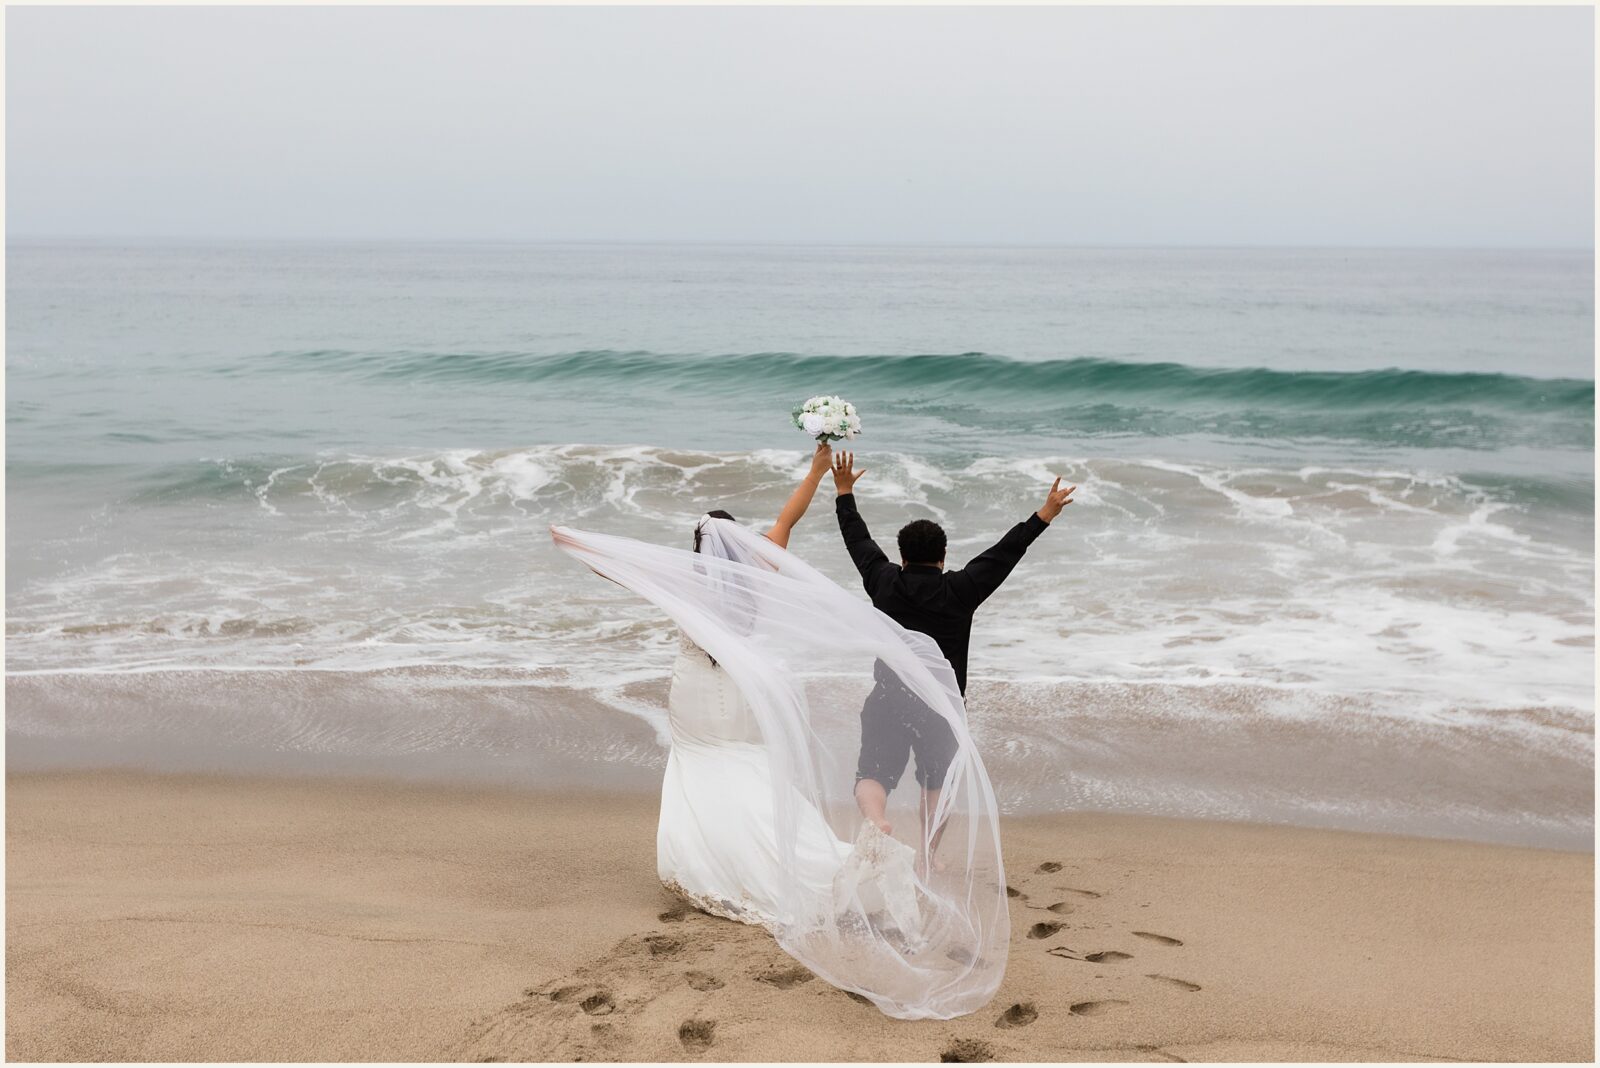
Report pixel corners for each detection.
[5,770,1592,1062]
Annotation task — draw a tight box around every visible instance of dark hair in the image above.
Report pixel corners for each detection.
[693,510,737,553]
[898,519,947,565]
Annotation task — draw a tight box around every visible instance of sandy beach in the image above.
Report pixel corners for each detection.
[8,5,1595,1064]
[6,769,1591,1062]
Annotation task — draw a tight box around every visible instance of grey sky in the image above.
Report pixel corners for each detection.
[7,5,1594,247]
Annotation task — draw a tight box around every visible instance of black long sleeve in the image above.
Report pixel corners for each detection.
[949,513,1050,609]
[835,493,895,590]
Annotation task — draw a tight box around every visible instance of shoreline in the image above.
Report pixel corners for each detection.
[8,665,1594,852]
[7,768,1593,1062]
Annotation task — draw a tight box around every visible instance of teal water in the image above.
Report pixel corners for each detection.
[5,241,1594,842]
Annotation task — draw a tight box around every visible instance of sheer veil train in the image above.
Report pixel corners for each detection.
[551,515,1008,1020]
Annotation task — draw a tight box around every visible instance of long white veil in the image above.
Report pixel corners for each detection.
[551,516,1008,1020]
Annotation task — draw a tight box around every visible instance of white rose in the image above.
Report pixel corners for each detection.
[802,412,825,435]
[821,415,842,435]
[847,414,861,432]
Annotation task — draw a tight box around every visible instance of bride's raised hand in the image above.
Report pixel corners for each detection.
[809,440,834,477]
[765,441,835,549]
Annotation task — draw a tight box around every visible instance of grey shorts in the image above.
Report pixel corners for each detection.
[854,676,958,793]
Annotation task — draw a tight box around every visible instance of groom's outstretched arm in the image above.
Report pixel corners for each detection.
[836,493,892,586]
[951,477,1076,609]
[832,451,894,589]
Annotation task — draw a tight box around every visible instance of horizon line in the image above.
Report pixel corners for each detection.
[5,234,1595,254]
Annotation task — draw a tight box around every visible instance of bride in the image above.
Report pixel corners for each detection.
[657,444,847,930]
[551,444,1008,1021]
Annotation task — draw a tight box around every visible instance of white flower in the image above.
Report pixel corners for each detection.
[794,394,862,442]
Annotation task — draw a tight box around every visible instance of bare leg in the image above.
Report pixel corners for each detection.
[918,786,949,876]
[854,777,892,835]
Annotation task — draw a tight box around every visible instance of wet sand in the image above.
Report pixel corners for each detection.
[9,667,1593,850]
[5,770,1592,1062]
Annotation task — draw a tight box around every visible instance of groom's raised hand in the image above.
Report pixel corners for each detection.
[832,451,868,494]
[1036,477,1077,523]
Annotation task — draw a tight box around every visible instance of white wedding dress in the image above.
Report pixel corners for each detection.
[658,630,852,927]
[552,516,1008,1020]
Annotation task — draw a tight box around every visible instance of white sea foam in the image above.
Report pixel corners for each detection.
[7,445,1592,755]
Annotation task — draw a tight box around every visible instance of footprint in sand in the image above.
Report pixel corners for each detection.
[1046,946,1083,960]
[941,1039,997,1062]
[684,970,724,992]
[1147,974,1201,991]
[1061,887,1103,899]
[678,1019,716,1051]
[1036,861,1063,873]
[1069,999,1129,1017]
[454,921,781,1062]
[643,934,684,958]
[1132,931,1183,946]
[1006,885,1023,899]
[579,992,616,1016]
[658,906,692,923]
[1026,921,1064,939]
[754,965,814,989]
[1084,951,1133,963]
[1025,901,1075,914]
[994,1002,1039,1029]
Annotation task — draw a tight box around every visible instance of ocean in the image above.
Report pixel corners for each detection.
[6,241,1594,848]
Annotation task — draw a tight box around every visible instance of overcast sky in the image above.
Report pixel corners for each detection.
[7,5,1594,247]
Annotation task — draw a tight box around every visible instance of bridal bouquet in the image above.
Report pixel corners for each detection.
[792,395,862,443]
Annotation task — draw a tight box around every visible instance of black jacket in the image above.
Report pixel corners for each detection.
[836,492,1050,694]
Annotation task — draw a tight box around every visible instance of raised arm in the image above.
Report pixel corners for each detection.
[764,442,834,549]
[831,451,895,587]
[949,477,1075,609]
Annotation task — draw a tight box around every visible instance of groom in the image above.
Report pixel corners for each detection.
[831,452,1075,860]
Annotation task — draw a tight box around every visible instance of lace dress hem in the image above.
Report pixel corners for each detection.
[660,877,778,931]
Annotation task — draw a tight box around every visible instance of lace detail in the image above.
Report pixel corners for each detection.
[832,820,928,953]
[661,877,775,931]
